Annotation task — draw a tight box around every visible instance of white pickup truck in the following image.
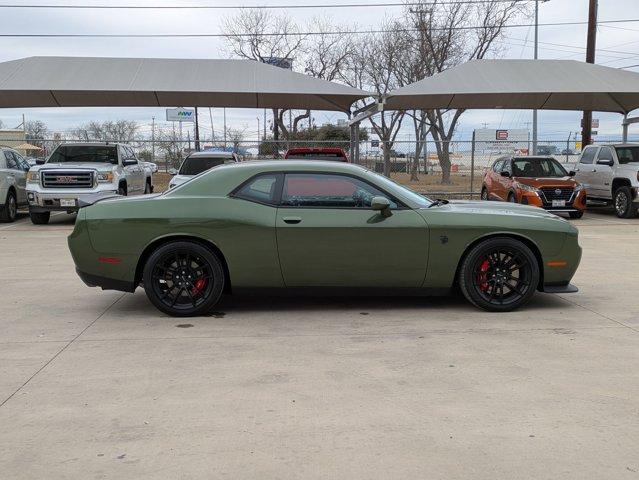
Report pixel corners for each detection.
[574,143,639,218]
[26,143,152,224]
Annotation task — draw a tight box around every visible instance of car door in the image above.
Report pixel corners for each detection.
[11,151,30,205]
[4,151,27,204]
[485,158,504,200]
[574,146,598,195]
[498,158,515,200]
[591,146,615,198]
[121,146,144,194]
[275,172,429,288]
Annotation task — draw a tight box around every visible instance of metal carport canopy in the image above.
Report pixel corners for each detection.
[0,56,372,112]
[383,59,639,114]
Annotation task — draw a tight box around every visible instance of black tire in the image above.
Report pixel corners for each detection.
[118,183,127,196]
[144,181,151,194]
[480,187,489,201]
[143,241,225,317]
[507,192,517,203]
[459,237,540,312]
[613,186,638,218]
[569,211,584,219]
[29,210,50,225]
[0,190,17,223]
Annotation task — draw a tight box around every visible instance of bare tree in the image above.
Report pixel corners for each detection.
[222,9,305,148]
[405,0,524,183]
[345,23,407,177]
[156,125,183,171]
[0,119,4,129]
[70,120,138,142]
[225,126,248,154]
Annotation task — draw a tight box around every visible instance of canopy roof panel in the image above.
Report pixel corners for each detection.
[0,56,371,111]
[384,59,639,114]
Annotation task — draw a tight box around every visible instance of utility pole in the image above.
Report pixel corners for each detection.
[223,108,227,148]
[582,0,598,147]
[151,116,155,163]
[194,106,200,151]
[532,0,539,155]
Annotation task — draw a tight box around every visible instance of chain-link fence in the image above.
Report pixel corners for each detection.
[2,137,608,197]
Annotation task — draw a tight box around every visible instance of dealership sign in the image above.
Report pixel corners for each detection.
[166,107,195,122]
[474,128,529,153]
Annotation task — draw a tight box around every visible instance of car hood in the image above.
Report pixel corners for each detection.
[513,176,579,187]
[438,200,561,218]
[32,162,116,172]
[169,174,193,187]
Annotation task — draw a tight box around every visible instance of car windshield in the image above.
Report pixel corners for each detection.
[179,156,233,175]
[47,145,118,164]
[512,157,567,177]
[367,171,432,207]
[615,146,639,164]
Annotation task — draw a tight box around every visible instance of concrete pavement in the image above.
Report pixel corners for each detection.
[1,210,638,479]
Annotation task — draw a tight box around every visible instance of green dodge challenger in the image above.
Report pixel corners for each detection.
[68,161,581,316]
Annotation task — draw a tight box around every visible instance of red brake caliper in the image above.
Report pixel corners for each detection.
[191,277,207,297]
[478,259,490,292]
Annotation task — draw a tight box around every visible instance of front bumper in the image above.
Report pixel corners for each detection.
[27,189,117,212]
[519,189,587,213]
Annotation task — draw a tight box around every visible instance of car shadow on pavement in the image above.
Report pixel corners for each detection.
[112,289,570,318]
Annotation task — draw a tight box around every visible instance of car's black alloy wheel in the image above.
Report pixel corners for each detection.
[143,241,224,317]
[481,187,489,200]
[613,186,638,218]
[507,193,517,203]
[0,191,17,223]
[29,210,50,225]
[459,237,539,312]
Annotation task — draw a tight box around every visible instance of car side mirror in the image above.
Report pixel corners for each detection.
[500,171,511,178]
[371,196,392,217]
[568,170,576,177]
[123,160,137,166]
[597,159,614,167]
[35,159,45,165]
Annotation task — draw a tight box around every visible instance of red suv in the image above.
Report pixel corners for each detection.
[284,147,349,162]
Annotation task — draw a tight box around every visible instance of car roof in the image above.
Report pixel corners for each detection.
[213,159,366,174]
[187,151,236,158]
[57,142,123,147]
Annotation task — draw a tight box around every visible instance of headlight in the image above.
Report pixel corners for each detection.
[574,184,584,192]
[515,182,538,193]
[27,171,39,183]
[97,172,114,183]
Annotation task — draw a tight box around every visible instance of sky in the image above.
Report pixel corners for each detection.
[0,0,638,144]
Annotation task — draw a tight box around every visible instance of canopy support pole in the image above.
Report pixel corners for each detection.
[622,114,639,143]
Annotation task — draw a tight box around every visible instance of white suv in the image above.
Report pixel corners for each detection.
[574,143,639,218]
[0,146,30,223]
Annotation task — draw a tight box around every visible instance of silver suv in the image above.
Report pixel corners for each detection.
[0,146,30,223]
[574,143,639,218]
[27,143,153,224]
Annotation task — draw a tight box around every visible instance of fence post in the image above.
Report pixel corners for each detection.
[470,131,476,199]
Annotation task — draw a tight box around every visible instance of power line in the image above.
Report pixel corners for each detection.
[0,0,535,9]
[3,18,639,38]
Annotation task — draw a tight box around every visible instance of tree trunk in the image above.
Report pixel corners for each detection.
[383,141,392,177]
[272,108,280,158]
[439,145,452,184]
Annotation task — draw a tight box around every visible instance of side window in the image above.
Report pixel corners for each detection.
[233,174,281,206]
[501,160,512,175]
[281,173,398,209]
[596,147,613,163]
[13,152,28,170]
[4,151,18,170]
[580,147,597,164]
[492,160,503,172]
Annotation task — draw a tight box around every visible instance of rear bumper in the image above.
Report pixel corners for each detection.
[541,283,579,294]
[76,268,136,293]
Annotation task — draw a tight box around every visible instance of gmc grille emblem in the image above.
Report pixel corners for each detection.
[56,176,77,183]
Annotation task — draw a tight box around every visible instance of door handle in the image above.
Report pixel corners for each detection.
[283,216,302,224]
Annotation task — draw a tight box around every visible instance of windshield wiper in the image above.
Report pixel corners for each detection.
[428,199,449,208]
